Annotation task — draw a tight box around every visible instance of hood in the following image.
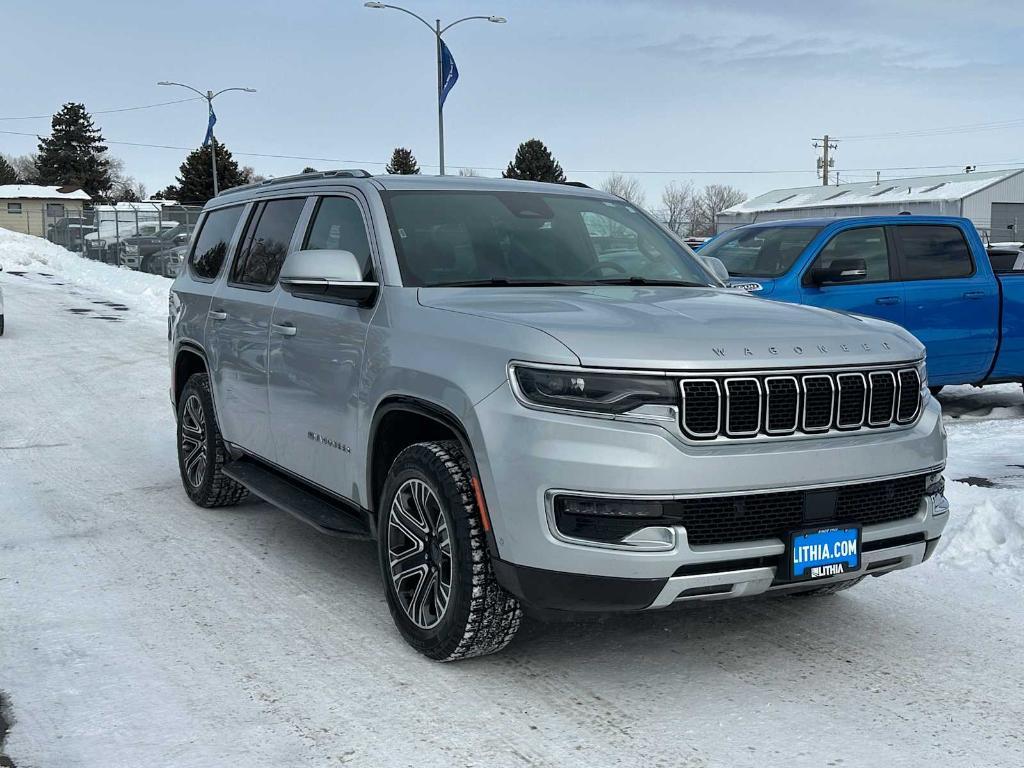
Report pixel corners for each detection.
[418,286,922,370]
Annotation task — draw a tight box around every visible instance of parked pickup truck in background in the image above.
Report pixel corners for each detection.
[700,216,1024,390]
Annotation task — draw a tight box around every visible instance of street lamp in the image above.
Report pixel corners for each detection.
[157,81,257,196]
[364,2,506,175]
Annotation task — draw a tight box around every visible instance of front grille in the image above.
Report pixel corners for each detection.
[554,474,928,547]
[679,365,921,440]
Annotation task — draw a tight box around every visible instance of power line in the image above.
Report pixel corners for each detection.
[837,117,1024,142]
[0,97,203,122]
[3,126,1024,178]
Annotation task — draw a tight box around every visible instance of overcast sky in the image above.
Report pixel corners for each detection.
[4,0,1024,205]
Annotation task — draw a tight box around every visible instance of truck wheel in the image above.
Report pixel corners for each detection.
[176,373,248,508]
[140,255,153,273]
[787,576,864,597]
[378,441,522,661]
[0,315,4,336]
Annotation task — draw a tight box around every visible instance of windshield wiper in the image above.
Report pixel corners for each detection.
[431,278,582,287]
[593,277,708,287]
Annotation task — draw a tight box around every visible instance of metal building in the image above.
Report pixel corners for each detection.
[717,168,1024,242]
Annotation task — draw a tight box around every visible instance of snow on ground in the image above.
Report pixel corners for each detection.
[1,241,1023,767]
[0,229,170,319]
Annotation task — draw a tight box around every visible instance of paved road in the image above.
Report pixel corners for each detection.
[1,270,1022,767]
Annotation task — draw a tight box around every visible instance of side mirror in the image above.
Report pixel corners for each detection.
[702,255,730,283]
[810,257,868,285]
[279,249,378,306]
[174,233,189,245]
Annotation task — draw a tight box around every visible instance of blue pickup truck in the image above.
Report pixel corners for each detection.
[698,215,1024,390]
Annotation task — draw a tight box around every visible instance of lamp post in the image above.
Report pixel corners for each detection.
[364,2,506,175]
[157,81,256,196]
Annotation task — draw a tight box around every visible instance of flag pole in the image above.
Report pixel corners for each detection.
[207,91,219,196]
[435,19,445,176]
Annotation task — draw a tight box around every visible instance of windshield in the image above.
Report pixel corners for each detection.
[700,225,822,277]
[382,190,714,287]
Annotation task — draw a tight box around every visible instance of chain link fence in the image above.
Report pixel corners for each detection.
[43,202,203,276]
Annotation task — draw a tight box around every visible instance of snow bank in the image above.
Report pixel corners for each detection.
[939,482,1024,578]
[0,228,169,319]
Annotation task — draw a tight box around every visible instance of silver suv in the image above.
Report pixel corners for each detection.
[168,171,949,660]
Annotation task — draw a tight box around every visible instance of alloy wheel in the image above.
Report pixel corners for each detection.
[180,393,208,488]
[387,478,453,630]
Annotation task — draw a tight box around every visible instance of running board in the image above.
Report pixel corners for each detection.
[223,456,372,539]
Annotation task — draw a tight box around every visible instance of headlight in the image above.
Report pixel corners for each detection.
[918,359,929,392]
[511,364,677,415]
[124,244,139,254]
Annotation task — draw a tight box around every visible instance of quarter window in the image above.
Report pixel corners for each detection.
[894,225,973,280]
[233,198,305,287]
[814,227,891,282]
[189,205,244,280]
[304,197,374,280]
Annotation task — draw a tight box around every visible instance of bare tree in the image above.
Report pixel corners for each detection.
[659,181,695,236]
[600,173,647,208]
[2,153,39,183]
[689,184,747,236]
[457,167,480,177]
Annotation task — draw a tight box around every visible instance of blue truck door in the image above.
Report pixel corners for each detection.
[798,225,906,325]
[891,223,998,383]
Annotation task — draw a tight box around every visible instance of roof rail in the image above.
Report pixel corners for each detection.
[217,168,373,196]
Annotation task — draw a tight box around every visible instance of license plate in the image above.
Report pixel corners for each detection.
[788,525,861,581]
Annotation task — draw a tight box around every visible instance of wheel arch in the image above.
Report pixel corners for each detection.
[173,343,209,407]
[367,397,498,554]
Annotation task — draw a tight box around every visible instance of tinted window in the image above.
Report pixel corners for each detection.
[383,191,712,287]
[304,197,374,280]
[815,227,890,282]
[700,226,821,277]
[233,198,305,286]
[895,225,974,280]
[190,205,244,279]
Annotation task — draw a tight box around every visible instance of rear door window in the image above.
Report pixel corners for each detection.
[189,205,245,280]
[231,198,306,287]
[893,225,974,280]
[811,226,892,283]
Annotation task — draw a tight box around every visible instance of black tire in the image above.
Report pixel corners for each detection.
[176,373,248,508]
[140,255,153,273]
[0,315,4,336]
[787,576,865,597]
[378,441,521,661]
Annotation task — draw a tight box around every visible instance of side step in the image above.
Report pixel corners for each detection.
[223,456,373,539]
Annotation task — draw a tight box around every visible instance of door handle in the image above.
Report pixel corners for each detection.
[875,296,900,305]
[962,290,986,300]
[271,322,297,337]
[208,310,227,321]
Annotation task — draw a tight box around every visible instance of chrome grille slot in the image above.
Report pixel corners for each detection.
[724,378,761,436]
[836,373,866,429]
[897,368,921,423]
[680,379,721,439]
[868,370,897,426]
[802,375,834,432]
[677,364,921,441]
[765,376,799,434]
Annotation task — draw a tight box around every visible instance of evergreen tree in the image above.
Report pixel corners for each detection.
[0,155,19,185]
[171,142,248,205]
[35,103,113,198]
[502,139,565,183]
[302,166,317,174]
[385,147,420,175]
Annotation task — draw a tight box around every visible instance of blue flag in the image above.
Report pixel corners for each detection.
[203,103,217,147]
[439,40,459,108]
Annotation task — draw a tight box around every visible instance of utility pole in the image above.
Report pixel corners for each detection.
[813,135,838,186]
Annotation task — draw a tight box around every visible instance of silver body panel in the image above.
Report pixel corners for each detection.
[170,174,948,603]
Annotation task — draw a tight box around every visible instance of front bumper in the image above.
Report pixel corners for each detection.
[472,381,948,602]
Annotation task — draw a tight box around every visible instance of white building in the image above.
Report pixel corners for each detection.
[717,168,1024,242]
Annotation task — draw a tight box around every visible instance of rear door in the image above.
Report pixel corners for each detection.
[798,225,906,325]
[892,223,998,383]
[207,196,306,460]
[267,193,379,496]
